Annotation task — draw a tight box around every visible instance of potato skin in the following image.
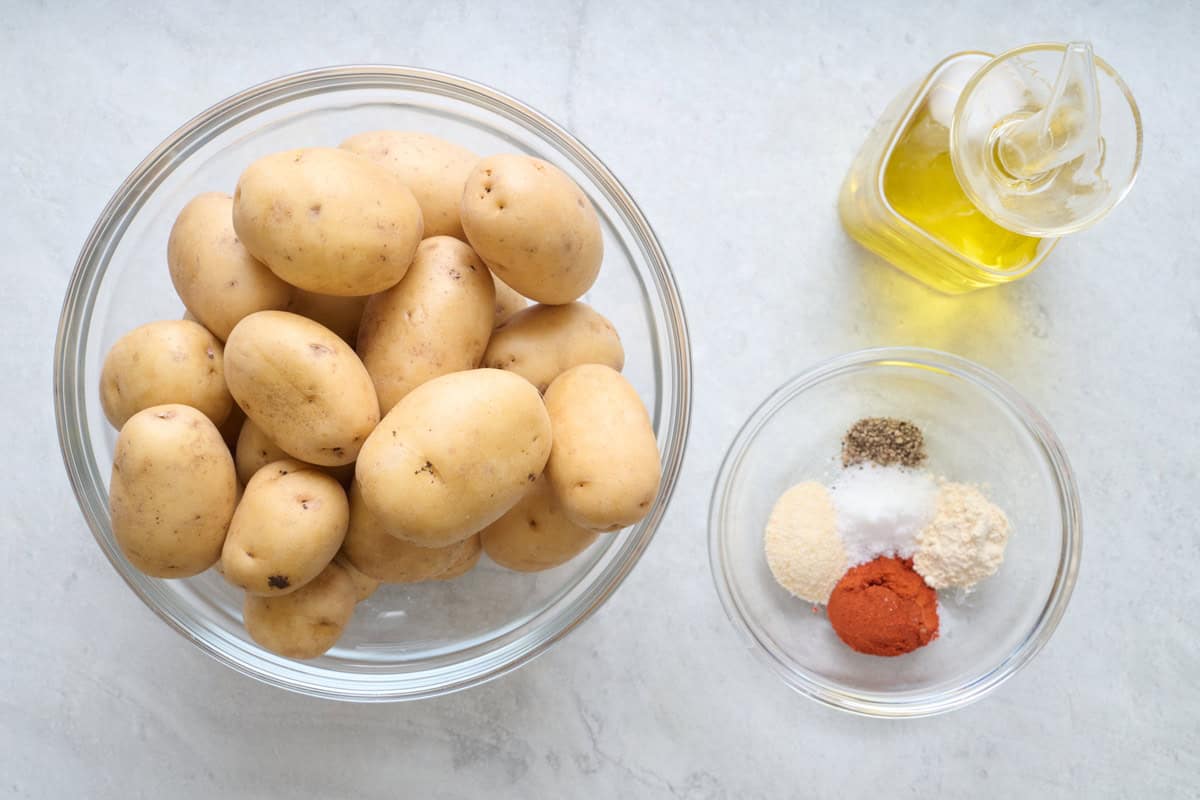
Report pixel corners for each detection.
[341,480,481,583]
[461,154,602,305]
[221,460,349,596]
[167,192,292,340]
[433,536,482,580]
[356,236,495,413]
[99,320,232,429]
[334,553,381,602]
[234,418,353,486]
[481,474,598,572]
[285,289,368,346]
[341,131,478,240]
[223,311,380,466]
[109,404,238,578]
[491,272,528,327]
[482,302,624,393]
[232,147,423,296]
[243,562,357,659]
[544,365,661,532]
[234,417,292,485]
[356,369,552,547]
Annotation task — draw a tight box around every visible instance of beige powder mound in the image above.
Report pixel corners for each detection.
[763,482,846,604]
[914,482,1010,590]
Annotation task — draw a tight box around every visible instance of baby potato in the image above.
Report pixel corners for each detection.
[340,131,478,240]
[356,369,552,547]
[221,460,349,596]
[461,154,602,305]
[356,236,495,412]
[109,404,238,578]
[334,553,381,602]
[433,535,482,580]
[243,561,357,659]
[232,147,423,296]
[482,302,624,393]
[167,192,292,340]
[234,418,293,485]
[341,480,481,583]
[544,365,661,532]
[224,311,380,466]
[100,320,232,429]
[492,272,528,327]
[285,289,369,346]
[234,417,292,485]
[481,474,598,572]
[234,418,353,486]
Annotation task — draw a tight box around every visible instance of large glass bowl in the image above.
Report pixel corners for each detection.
[55,66,691,701]
[709,347,1080,717]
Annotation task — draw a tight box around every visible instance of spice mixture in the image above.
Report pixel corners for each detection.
[914,482,1010,589]
[841,416,927,468]
[827,556,939,656]
[762,416,1011,658]
[831,464,936,567]
[764,482,845,604]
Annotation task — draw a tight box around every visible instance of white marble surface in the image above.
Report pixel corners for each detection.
[4,1,1198,796]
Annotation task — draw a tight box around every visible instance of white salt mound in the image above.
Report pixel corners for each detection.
[831,464,937,566]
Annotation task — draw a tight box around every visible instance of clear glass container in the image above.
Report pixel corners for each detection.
[708,348,1081,717]
[55,66,692,701]
[840,43,1142,294]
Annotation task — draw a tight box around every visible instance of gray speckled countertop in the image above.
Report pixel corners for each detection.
[4,1,1197,797]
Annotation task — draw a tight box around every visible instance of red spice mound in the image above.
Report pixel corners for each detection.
[827,556,939,657]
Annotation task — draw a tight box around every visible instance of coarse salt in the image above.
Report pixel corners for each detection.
[830,463,937,566]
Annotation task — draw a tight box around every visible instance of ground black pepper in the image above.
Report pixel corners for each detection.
[841,417,926,468]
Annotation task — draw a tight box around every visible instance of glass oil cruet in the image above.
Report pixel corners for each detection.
[839,42,1142,294]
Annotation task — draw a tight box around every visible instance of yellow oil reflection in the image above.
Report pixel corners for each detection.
[849,247,1023,363]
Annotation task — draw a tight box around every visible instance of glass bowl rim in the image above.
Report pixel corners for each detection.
[54,64,692,701]
[707,346,1081,718]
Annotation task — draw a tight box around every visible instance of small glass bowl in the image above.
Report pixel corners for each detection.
[55,66,691,701]
[708,347,1080,717]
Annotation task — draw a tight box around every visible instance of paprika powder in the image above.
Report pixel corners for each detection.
[826,556,939,656]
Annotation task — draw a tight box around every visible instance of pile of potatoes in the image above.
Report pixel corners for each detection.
[100,132,661,660]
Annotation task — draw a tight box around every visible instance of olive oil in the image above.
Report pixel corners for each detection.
[838,53,1056,294]
[840,44,1140,295]
[882,106,1041,272]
